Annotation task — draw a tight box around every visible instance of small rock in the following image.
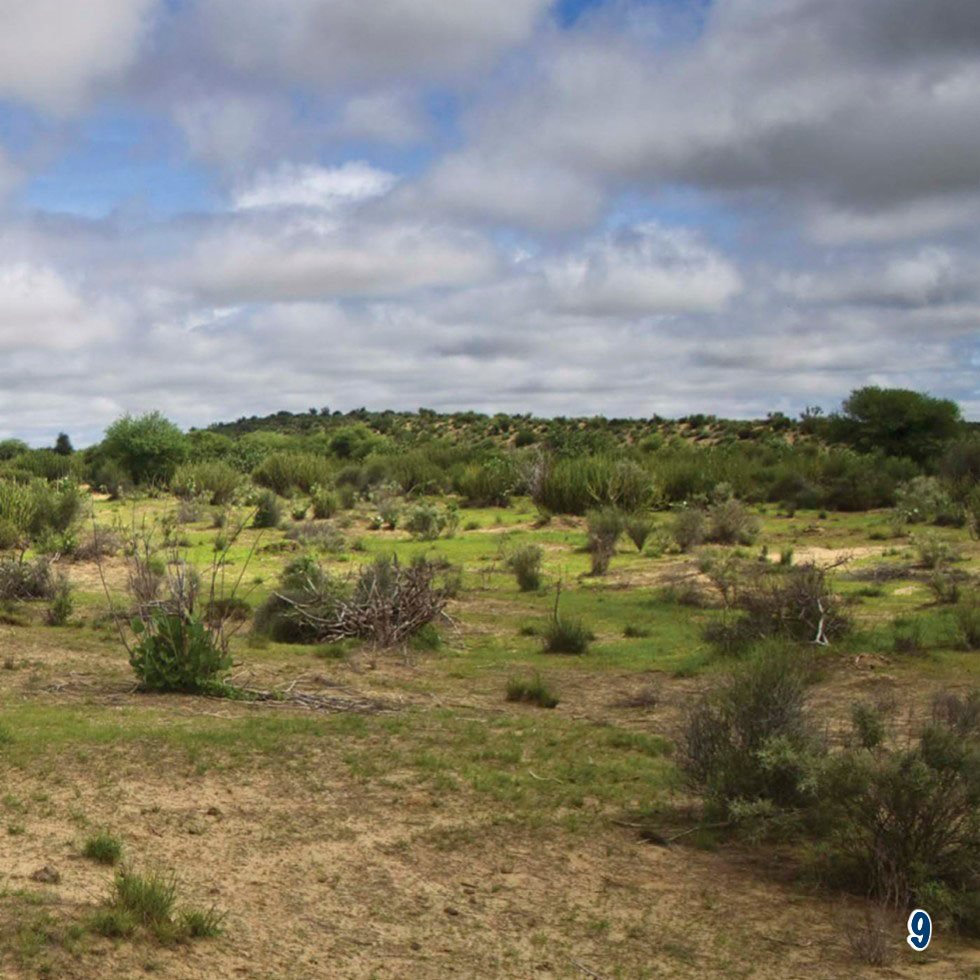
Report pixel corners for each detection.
[30,866,60,884]
[443,906,460,917]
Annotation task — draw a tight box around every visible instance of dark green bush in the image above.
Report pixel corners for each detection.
[253,452,333,496]
[171,461,240,505]
[252,490,282,529]
[542,616,593,654]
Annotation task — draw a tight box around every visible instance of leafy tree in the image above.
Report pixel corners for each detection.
[100,412,187,485]
[829,387,962,466]
[53,432,73,456]
[0,439,28,461]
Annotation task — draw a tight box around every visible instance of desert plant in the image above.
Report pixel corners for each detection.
[910,530,956,569]
[506,673,559,708]
[129,610,232,693]
[310,485,339,519]
[507,544,544,592]
[404,502,445,540]
[0,556,55,600]
[895,476,960,526]
[285,521,347,553]
[45,575,73,625]
[671,506,707,552]
[83,831,123,865]
[681,646,815,811]
[542,616,592,654]
[955,599,980,651]
[624,513,654,552]
[586,507,625,575]
[706,489,759,545]
[252,490,282,529]
[171,461,240,505]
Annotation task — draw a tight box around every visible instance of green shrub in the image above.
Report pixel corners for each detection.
[671,507,707,552]
[586,507,624,575]
[910,531,957,569]
[253,452,333,496]
[895,476,960,526]
[455,459,513,507]
[252,490,282,529]
[285,521,347,553]
[507,544,543,592]
[533,456,654,515]
[542,616,593,654]
[171,461,240,505]
[624,513,654,552]
[100,411,188,485]
[955,599,980,651]
[83,831,123,865]
[129,611,232,693]
[253,555,345,644]
[45,575,73,626]
[404,502,446,540]
[310,485,339,519]
[506,673,559,708]
[681,647,815,811]
[706,493,759,545]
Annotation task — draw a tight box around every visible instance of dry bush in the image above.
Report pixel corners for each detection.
[0,556,55,600]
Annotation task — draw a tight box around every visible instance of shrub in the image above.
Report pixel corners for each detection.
[506,673,559,708]
[100,411,187,485]
[895,476,959,526]
[171,461,240,505]
[252,490,282,529]
[910,530,956,569]
[404,502,446,540]
[0,556,55,600]
[706,494,759,545]
[507,544,543,592]
[542,616,592,654]
[533,456,655,515]
[586,507,624,575]
[671,507,707,552]
[455,459,514,507]
[310,485,339,519]
[820,704,980,915]
[252,452,333,496]
[254,555,343,644]
[83,831,123,865]
[624,513,654,552]
[955,599,980,651]
[45,575,73,626]
[129,611,232,693]
[285,520,347,553]
[681,647,815,811]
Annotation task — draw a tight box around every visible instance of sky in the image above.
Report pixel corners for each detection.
[0,0,978,445]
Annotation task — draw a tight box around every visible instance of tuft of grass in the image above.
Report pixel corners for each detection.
[623,623,650,638]
[89,907,136,938]
[542,617,593,655]
[179,906,225,939]
[82,830,123,865]
[113,868,178,932]
[506,674,559,709]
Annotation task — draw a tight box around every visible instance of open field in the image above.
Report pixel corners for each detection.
[2,482,979,978]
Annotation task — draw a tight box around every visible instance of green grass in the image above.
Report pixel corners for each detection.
[82,830,123,865]
[505,673,559,708]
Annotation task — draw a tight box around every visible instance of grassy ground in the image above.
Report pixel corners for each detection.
[1,496,979,977]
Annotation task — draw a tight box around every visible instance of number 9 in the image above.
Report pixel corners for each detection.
[906,909,932,951]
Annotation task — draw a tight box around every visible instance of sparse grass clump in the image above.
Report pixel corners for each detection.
[82,831,123,865]
[506,673,559,708]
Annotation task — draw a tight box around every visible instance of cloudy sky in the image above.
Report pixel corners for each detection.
[1,0,978,444]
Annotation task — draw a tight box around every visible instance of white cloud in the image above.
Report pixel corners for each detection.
[0,264,119,350]
[233,162,397,211]
[0,0,155,112]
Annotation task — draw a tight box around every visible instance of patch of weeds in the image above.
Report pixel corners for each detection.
[623,623,650,638]
[542,617,593,654]
[82,830,123,865]
[506,674,559,709]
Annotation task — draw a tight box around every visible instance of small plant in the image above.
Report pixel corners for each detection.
[45,574,73,625]
[507,544,544,592]
[910,530,956,569]
[846,906,894,967]
[252,490,282,529]
[0,556,55,600]
[586,507,624,575]
[542,615,592,654]
[130,611,233,693]
[706,491,759,545]
[404,502,445,540]
[506,673,559,708]
[892,616,925,655]
[671,507,707,552]
[310,485,339,519]
[624,513,654,552]
[955,598,980,651]
[83,831,123,865]
[623,623,650,638]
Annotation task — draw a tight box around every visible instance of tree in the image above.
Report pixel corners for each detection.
[53,432,73,456]
[100,412,187,485]
[829,387,962,466]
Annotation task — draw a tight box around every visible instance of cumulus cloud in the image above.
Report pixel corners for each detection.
[0,0,155,112]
